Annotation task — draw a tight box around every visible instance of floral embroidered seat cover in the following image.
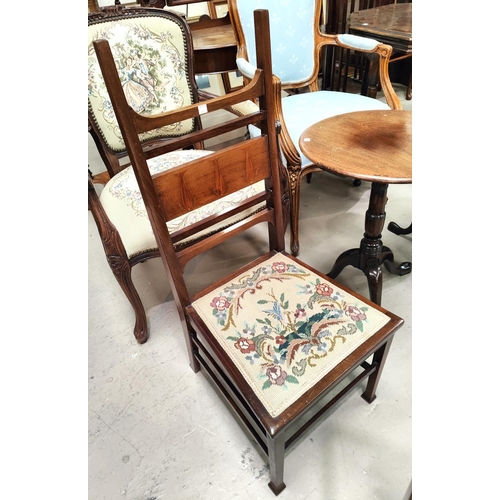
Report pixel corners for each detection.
[192,254,391,418]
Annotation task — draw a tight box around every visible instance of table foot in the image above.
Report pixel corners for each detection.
[327,246,411,305]
[327,249,361,279]
[387,221,412,235]
[380,246,412,276]
[365,261,383,305]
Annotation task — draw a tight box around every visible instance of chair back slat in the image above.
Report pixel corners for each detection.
[154,136,271,221]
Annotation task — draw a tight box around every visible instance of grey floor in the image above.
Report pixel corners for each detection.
[88,85,412,500]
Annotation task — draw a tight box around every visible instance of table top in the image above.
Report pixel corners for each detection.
[299,110,412,184]
[349,3,412,52]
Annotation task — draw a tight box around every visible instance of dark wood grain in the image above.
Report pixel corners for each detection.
[349,3,412,52]
[299,110,411,184]
[189,13,238,74]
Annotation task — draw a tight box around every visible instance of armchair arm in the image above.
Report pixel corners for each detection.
[317,32,401,111]
[336,34,379,51]
[224,58,260,118]
[236,57,257,79]
[317,32,380,52]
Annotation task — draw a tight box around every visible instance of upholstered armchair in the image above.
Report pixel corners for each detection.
[88,5,268,343]
[227,0,402,256]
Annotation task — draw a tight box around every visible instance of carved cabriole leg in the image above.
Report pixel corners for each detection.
[287,165,302,257]
[107,251,148,344]
[267,432,286,495]
[88,177,148,344]
[277,158,291,232]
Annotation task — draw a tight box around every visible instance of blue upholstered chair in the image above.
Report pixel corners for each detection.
[88,5,266,343]
[227,0,402,256]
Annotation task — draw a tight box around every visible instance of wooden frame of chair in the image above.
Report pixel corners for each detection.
[227,0,402,257]
[93,9,404,494]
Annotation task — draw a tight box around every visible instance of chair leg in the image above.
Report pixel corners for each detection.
[406,71,412,100]
[107,255,149,344]
[288,170,303,257]
[267,432,286,495]
[361,336,394,403]
[89,176,149,344]
[184,325,201,373]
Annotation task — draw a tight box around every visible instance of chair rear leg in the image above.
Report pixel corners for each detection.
[361,336,394,403]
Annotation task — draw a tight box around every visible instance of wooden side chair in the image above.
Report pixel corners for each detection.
[88,5,271,343]
[227,0,402,256]
[93,9,404,494]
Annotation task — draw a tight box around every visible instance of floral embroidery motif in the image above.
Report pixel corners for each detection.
[192,254,391,417]
[208,260,371,391]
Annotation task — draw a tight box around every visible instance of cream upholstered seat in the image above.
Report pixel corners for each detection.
[88,5,266,344]
[99,150,265,257]
[227,0,402,256]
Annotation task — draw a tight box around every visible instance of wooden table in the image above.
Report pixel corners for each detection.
[299,109,412,305]
[349,2,412,99]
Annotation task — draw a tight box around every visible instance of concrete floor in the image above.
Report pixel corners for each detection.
[88,85,412,500]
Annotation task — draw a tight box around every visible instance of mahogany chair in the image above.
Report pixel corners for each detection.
[93,9,404,494]
[88,5,269,343]
[227,0,402,256]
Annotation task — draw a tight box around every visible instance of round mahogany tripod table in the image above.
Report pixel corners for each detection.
[299,109,412,305]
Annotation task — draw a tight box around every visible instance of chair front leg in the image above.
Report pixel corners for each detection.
[267,432,286,495]
[287,165,302,257]
[107,252,148,344]
[89,177,148,344]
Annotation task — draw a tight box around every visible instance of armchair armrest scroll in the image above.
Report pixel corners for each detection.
[237,57,257,79]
